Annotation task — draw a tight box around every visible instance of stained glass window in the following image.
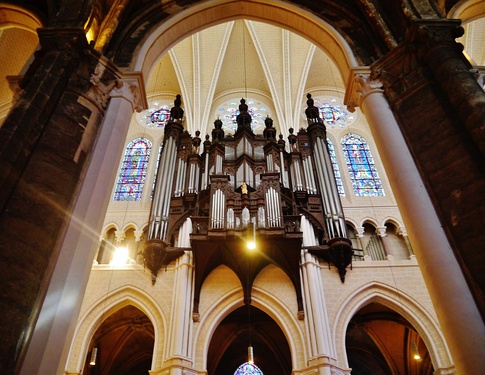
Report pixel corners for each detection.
[310,97,356,127]
[327,138,345,196]
[136,101,171,128]
[319,102,347,127]
[341,134,384,197]
[233,362,264,375]
[149,107,171,127]
[113,138,152,201]
[216,99,269,133]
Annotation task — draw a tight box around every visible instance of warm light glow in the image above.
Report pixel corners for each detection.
[247,346,254,364]
[246,241,256,251]
[111,246,128,266]
[412,342,421,360]
[89,347,98,366]
[86,27,95,44]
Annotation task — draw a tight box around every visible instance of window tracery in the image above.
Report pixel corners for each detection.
[136,101,171,128]
[309,97,356,127]
[233,362,264,375]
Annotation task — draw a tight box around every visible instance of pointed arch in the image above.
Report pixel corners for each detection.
[132,0,357,84]
[333,282,454,372]
[193,277,306,372]
[66,286,166,373]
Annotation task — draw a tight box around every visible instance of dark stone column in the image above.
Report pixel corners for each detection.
[0,27,120,374]
[370,19,485,321]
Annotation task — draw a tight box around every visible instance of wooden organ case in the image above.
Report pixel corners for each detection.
[144,94,353,320]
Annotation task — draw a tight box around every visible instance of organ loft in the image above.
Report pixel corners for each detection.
[143,93,353,320]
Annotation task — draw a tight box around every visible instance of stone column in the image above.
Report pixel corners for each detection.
[376,226,391,258]
[300,248,335,374]
[346,70,485,374]
[398,227,414,258]
[354,226,365,253]
[367,19,485,320]
[134,229,144,264]
[165,252,193,366]
[19,72,146,375]
[0,28,98,374]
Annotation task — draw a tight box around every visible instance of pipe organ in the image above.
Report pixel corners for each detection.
[144,93,353,318]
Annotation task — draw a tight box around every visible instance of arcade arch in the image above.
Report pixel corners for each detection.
[333,282,454,372]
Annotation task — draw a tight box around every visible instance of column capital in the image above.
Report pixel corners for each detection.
[344,67,384,112]
[355,226,365,237]
[114,230,125,243]
[376,226,387,237]
[134,230,144,242]
[110,71,148,113]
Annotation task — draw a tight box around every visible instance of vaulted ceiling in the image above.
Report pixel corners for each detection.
[145,20,345,137]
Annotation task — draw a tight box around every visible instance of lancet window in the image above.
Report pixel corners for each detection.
[113,137,152,201]
[341,134,384,197]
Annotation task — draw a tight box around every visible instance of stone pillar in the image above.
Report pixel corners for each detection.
[346,71,484,374]
[301,250,335,365]
[398,227,414,258]
[0,27,100,374]
[355,226,365,253]
[134,229,144,264]
[17,70,146,375]
[367,19,485,320]
[376,226,391,258]
[166,252,193,360]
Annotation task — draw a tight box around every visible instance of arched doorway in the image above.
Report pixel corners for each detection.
[345,302,433,375]
[208,305,291,375]
[84,305,154,375]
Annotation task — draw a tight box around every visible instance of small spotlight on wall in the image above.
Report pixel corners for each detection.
[247,241,256,251]
[412,342,421,360]
[89,347,98,366]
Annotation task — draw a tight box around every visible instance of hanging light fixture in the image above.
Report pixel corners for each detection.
[412,342,421,360]
[89,347,98,366]
[247,345,254,364]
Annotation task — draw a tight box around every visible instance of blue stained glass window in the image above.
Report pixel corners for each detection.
[319,102,347,127]
[113,138,152,201]
[149,107,170,127]
[341,134,384,197]
[327,138,345,196]
[135,103,171,128]
[234,362,264,375]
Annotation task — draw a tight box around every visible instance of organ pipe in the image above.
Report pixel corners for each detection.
[149,135,178,239]
[202,152,209,190]
[280,150,288,187]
